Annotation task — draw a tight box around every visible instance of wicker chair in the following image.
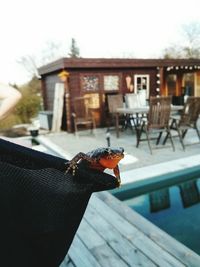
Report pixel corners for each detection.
[72,96,96,135]
[136,96,175,154]
[163,96,200,150]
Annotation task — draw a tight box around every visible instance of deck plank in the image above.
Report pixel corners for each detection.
[77,218,105,250]
[90,194,185,267]
[85,204,157,267]
[68,235,102,267]
[60,191,200,267]
[98,191,200,267]
[60,255,75,267]
[77,218,129,267]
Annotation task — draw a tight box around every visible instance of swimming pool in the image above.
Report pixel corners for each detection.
[112,166,200,255]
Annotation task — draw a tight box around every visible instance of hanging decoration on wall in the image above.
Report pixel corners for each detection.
[129,84,134,92]
[125,75,132,90]
[125,75,134,92]
[81,75,99,91]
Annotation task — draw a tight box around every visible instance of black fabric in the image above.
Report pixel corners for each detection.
[0,138,119,267]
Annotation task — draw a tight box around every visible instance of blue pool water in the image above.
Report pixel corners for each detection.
[123,178,200,255]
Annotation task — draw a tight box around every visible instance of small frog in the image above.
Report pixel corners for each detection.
[65,147,124,186]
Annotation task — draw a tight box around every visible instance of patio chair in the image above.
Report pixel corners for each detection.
[136,96,175,154]
[179,180,200,208]
[163,96,200,150]
[107,94,125,128]
[72,96,96,135]
[125,93,147,129]
[149,189,170,212]
[125,93,141,109]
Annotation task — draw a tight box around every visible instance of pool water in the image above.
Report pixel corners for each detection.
[123,178,200,255]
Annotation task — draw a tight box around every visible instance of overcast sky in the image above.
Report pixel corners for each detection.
[0,0,200,85]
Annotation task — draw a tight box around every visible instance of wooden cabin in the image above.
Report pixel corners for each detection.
[38,58,200,132]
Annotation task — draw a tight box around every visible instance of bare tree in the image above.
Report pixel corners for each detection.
[181,21,200,58]
[162,21,200,59]
[162,45,183,59]
[17,41,64,80]
[17,55,40,78]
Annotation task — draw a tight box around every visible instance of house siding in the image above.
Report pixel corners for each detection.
[38,58,200,131]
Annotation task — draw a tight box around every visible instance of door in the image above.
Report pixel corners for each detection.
[194,71,200,96]
[134,74,150,105]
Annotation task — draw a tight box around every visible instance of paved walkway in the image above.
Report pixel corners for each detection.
[36,126,200,185]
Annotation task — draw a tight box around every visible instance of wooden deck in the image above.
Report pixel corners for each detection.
[60,191,200,267]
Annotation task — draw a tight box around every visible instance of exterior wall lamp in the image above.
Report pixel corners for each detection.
[58,70,70,83]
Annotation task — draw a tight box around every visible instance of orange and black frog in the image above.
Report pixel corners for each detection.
[65,147,124,186]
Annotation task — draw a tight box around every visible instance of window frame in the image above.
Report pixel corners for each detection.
[134,74,150,98]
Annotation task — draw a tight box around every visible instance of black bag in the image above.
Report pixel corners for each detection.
[0,138,119,267]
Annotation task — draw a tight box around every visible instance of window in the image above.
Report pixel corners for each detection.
[104,75,119,91]
[81,75,99,91]
[134,74,150,106]
[84,93,100,109]
[166,74,177,96]
[134,74,150,97]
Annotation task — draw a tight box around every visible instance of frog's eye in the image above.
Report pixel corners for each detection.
[120,147,124,153]
[105,148,111,154]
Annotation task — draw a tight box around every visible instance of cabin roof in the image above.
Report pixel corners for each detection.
[38,57,200,75]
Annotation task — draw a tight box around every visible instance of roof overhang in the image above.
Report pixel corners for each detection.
[38,57,200,76]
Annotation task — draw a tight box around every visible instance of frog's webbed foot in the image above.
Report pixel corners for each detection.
[65,161,78,175]
[65,152,89,176]
[113,165,121,187]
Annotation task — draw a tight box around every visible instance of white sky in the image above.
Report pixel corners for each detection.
[0,0,200,85]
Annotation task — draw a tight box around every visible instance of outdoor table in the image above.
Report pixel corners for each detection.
[115,105,183,138]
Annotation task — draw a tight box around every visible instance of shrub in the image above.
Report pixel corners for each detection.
[0,77,42,131]
[15,93,41,123]
[0,114,22,130]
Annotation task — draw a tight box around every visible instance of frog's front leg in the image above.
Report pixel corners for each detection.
[113,165,121,186]
[65,152,95,175]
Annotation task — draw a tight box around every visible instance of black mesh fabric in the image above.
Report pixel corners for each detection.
[0,138,119,267]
